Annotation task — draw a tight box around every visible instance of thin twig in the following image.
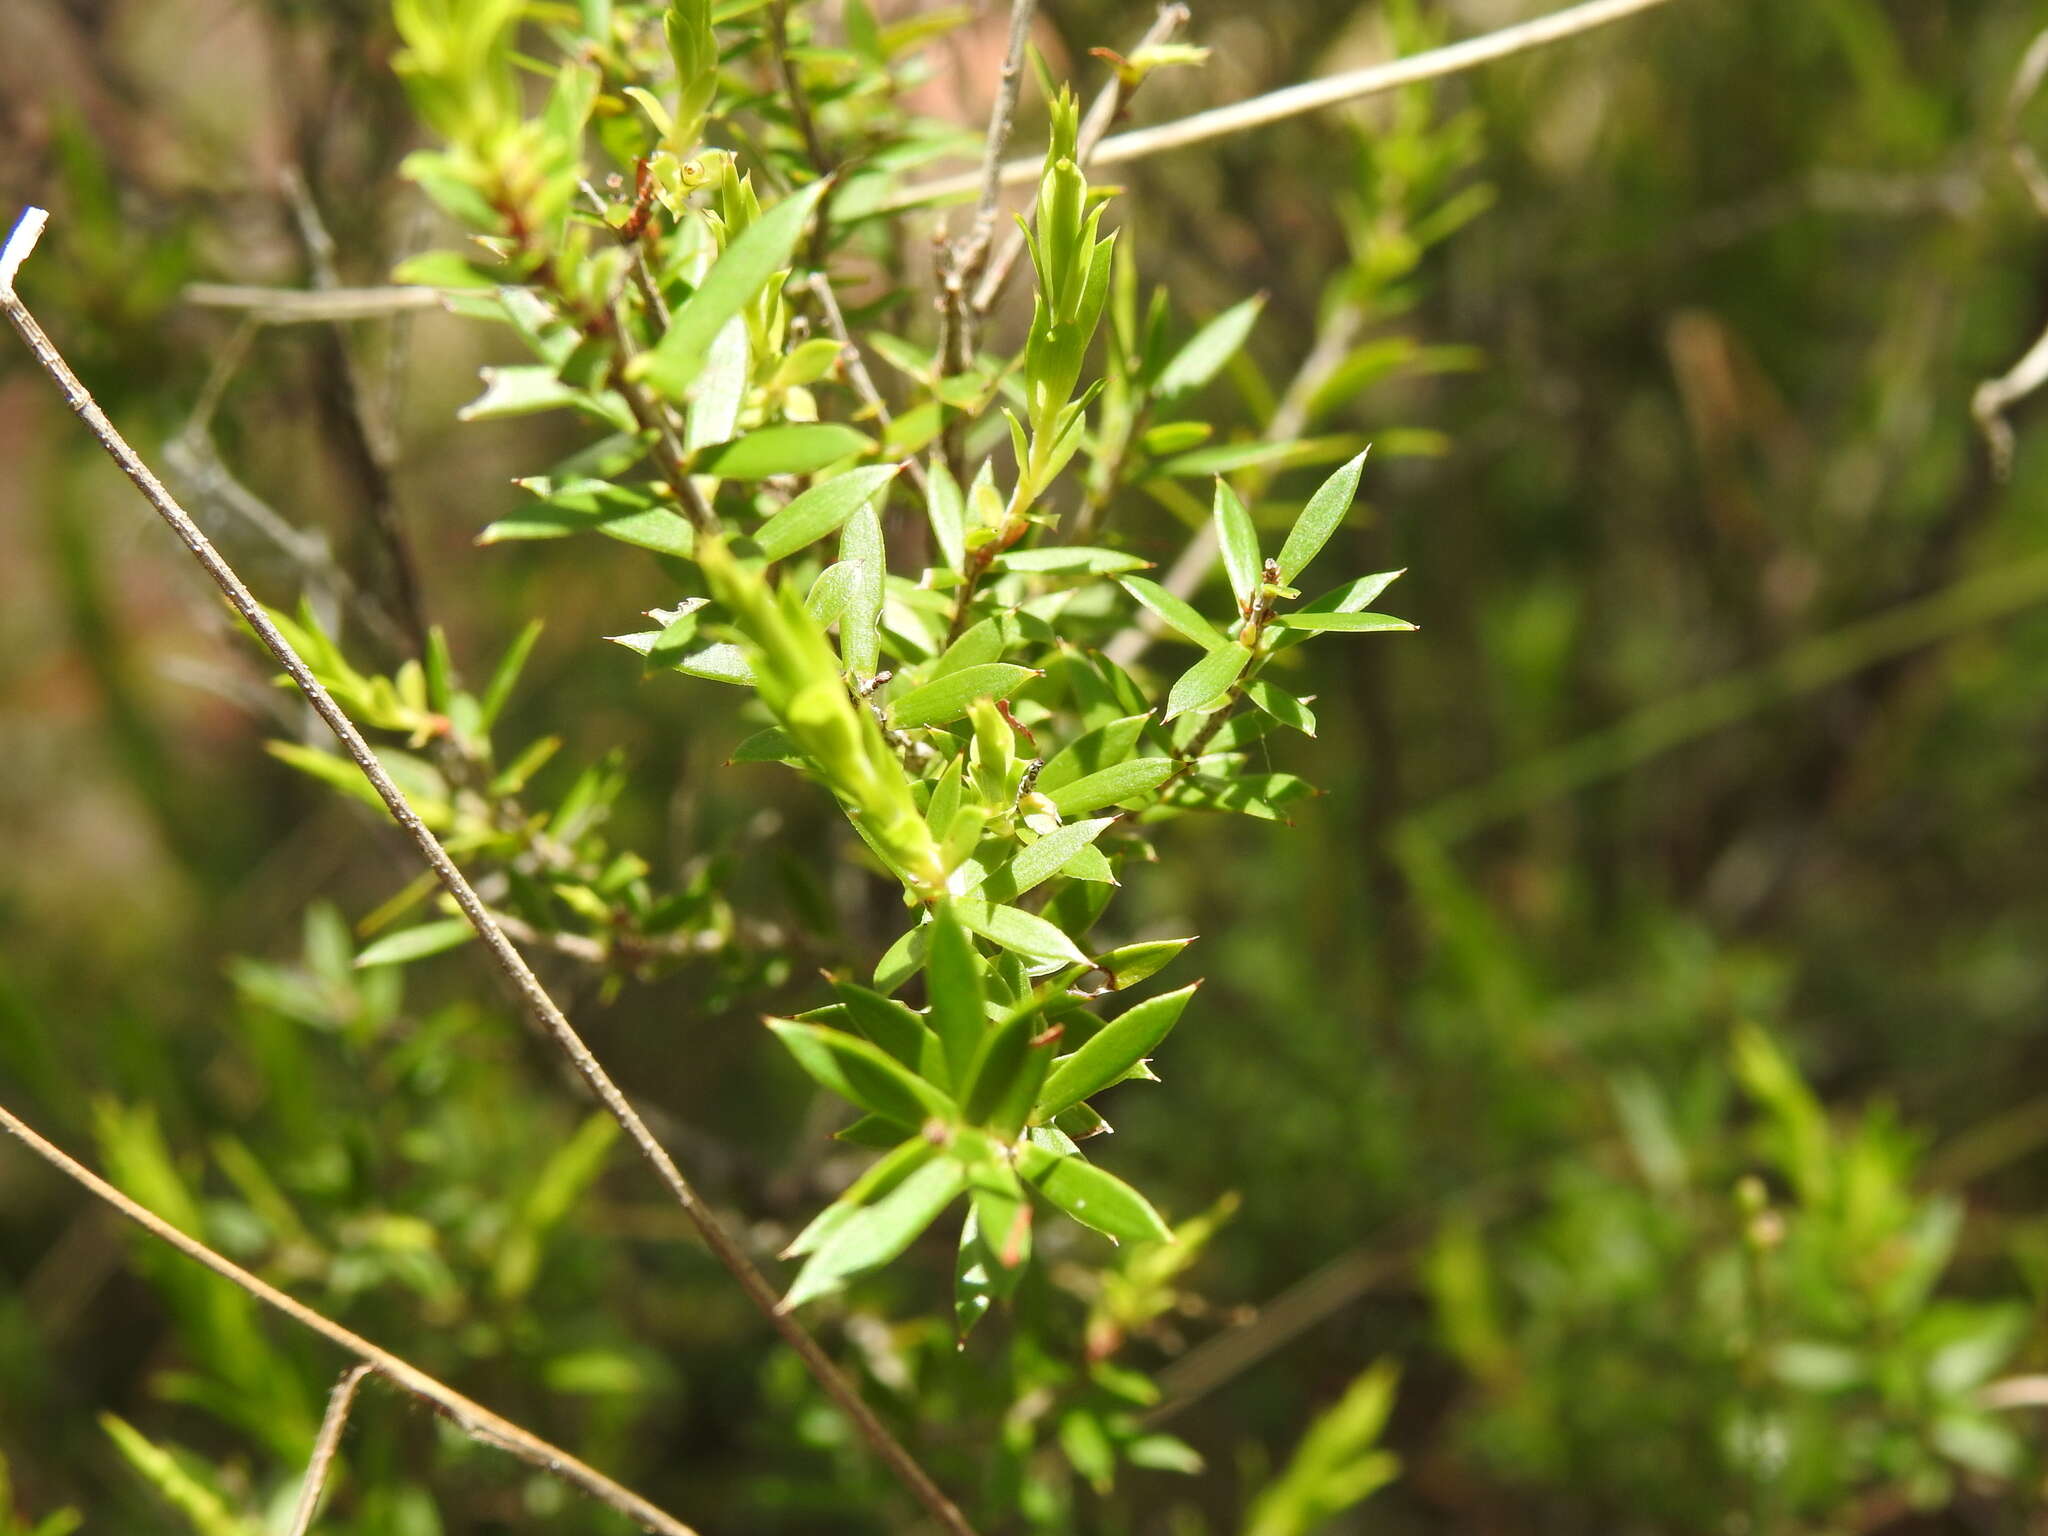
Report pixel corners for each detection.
[882,0,1686,214]
[956,0,1041,291]
[768,0,832,180]
[973,3,1190,317]
[0,1099,698,1536]
[183,283,445,321]
[1,205,979,1536]
[804,270,931,503]
[806,272,893,432]
[285,1364,374,1536]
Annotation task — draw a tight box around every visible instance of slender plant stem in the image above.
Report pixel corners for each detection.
[884,0,1686,214]
[768,0,832,179]
[805,271,931,504]
[0,1098,698,1536]
[934,0,1038,478]
[286,1364,373,1536]
[0,205,979,1536]
[956,0,1041,290]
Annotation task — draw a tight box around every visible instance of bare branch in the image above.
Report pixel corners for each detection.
[0,1100,697,1536]
[768,0,832,180]
[1,205,979,1536]
[804,271,930,503]
[883,0,1687,214]
[956,0,1041,288]
[183,283,446,322]
[286,1365,374,1536]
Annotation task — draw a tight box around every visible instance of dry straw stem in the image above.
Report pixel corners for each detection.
[0,1100,698,1536]
[286,1365,374,1536]
[0,205,979,1536]
[883,0,1688,214]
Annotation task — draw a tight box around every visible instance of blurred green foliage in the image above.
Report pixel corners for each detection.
[4,1,2048,1533]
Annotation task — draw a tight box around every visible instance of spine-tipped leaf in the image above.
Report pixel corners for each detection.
[1038,982,1200,1119]
[768,1020,955,1129]
[1274,447,1370,586]
[1017,1141,1173,1246]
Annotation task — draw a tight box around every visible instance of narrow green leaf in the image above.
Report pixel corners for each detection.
[100,1415,251,1536]
[609,632,755,684]
[997,547,1152,575]
[982,818,1116,904]
[751,463,901,562]
[700,423,874,478]
[1090,937,1194,991]
[1244,678,1317,735]
[1016,1142,1173,1245]
[729,727,801,764]
[1275,447,1370,586]
[956,1197,1030,1341]
[1271,610,1414,633]
[782,1157,966,1309]
[479,618,544,728]
[485,479,695,558]
[685,316,749,451]
[832,980,934,1071]
[963,1004,1049,1127]
[1167,771,1316,820]
[930,615,1015,680]
[1039,983,1199,1118]
[354,918,474,969]
[1151,433,1364,480]
[1047,757,1176,817]
[835,1113,908,1147]
[875,920,930,994]
[767,1021,955,1128]
[1163,644,1250,721]
[1212,478,1261,611]
[1296,570,1405,614]
[1154,292,1265,400]
[926,457,967,575]
[783,1139,935,1258]
[1037,714,1150,793]
[634,178,830,399]
[838,501,885,678]
[460,365,607,422]
[805,561,861,627]
[956,899,1092,968]
[1118,575,1227,651]
[887,663,1037,729]
[926,903,985,1090]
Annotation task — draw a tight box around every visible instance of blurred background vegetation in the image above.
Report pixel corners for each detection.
[6,0,2048,1532]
